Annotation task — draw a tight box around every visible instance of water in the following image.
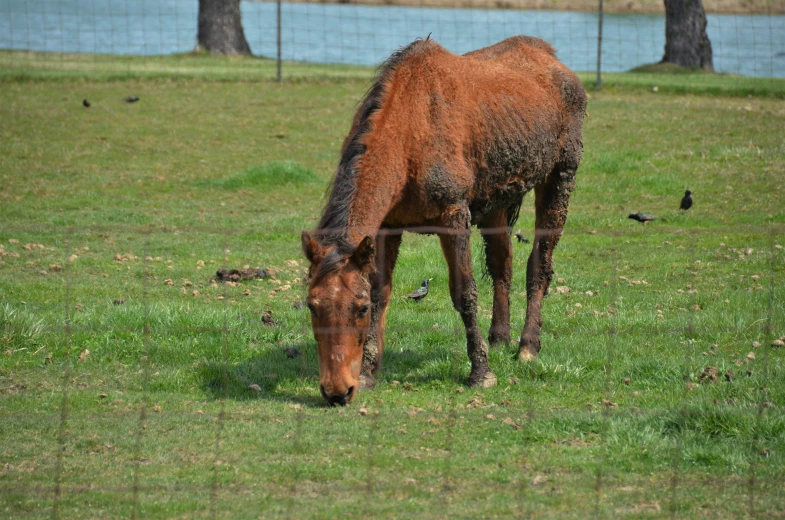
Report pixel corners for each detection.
[1,0,783,76]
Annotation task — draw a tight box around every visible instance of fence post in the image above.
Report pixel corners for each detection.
[276,0,282,82]
[596,0,603,90]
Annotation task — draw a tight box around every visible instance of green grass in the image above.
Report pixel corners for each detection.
[1,52,784,518]
[0,50,373,82]
[2,50,784,97]
[207,162,321,190]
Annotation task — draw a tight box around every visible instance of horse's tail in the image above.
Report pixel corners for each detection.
[506,198,524,230]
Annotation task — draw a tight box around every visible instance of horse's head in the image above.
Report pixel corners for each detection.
[301,231,375,406]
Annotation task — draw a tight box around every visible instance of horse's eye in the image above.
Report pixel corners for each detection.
[307,303,317,316]
[358,304,370,318]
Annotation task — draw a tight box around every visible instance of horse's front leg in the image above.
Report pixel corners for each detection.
[480,209,513,345]
[519,169,575,361]
[360,232,402,390]
[439,206,497,388]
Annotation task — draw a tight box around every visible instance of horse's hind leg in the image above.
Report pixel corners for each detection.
[439,205,497,388]
[519,169,576,361]
[361,232,402,390]
[479,210,512,345]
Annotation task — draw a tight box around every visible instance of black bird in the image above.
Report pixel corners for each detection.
[82,99,91,108]
[284,346,301,359]
[514,230,529,244]
[124,96,140,103]
[628,212,658,224]
[404,278,432,302]
[680,190,693,211]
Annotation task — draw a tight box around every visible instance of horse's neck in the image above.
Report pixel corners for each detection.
[345,192,388,243]
[345,162,404,242]
[320,126,406,243]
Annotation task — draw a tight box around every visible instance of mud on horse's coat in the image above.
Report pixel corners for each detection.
[302,36,586,406]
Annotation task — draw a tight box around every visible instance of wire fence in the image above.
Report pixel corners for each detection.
[1,0,785,80]
[1,1,784,516]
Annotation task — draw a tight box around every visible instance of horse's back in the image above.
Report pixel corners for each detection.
[393,37,586,165]
[386,36,584,123]
[463,35,556,62]
[464,36,584,112]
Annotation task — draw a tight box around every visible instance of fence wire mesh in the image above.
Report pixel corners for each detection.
[1,0,785,81]
[1,1,785,517]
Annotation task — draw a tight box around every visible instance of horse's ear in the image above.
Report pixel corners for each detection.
[352,235,375,271]
[301,231,321,264]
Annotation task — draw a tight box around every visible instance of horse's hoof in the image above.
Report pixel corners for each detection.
[518,349,538,362]
[518,335,540,362]
[359,373,376,391]
[488,334,511,347]
[469,370,497,388]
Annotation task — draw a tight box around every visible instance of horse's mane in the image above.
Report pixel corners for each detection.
[309,237,358,283]
[315,38,439,248]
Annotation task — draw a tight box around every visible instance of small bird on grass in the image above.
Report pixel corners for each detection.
[284,346,301,358]
[680,190,693,211]
[628,213,658,224]
[404,278,432,302]
[124,96,140,103]
[262,311,275,326]
[514,230,529,244]
[82,99,91,108]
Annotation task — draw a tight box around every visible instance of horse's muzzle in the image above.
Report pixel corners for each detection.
[320,384,355,407]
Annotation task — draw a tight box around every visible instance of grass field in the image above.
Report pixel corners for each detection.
[1,53,784,518]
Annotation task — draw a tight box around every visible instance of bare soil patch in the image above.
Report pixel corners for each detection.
[214,267,270,283]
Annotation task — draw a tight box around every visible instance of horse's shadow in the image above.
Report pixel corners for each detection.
[197,338,451,407]
[197,337,322,406]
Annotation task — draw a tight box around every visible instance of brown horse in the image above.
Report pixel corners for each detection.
[302,36,586,406]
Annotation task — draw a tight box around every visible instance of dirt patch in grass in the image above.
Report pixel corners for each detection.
[214,267,270,282]
[698,366,719,384]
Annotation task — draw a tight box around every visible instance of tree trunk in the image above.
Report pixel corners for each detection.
[661,0,713,71]
[197,0,252,56]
